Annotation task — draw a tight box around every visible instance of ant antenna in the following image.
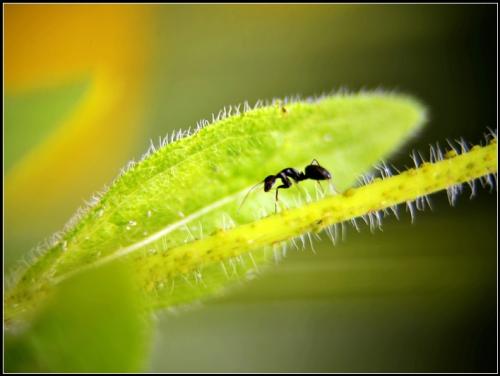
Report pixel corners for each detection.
[238,181,264,213]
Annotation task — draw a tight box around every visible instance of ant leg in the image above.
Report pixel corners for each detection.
[311,159,321,166]
[273,174,292,213]
[275,185,287,213]
[275,188,279,213]
[294,180,306,197]
[316,181,325,196]
[274,180,293,213]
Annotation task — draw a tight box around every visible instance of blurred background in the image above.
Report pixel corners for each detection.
[4,4,496,372]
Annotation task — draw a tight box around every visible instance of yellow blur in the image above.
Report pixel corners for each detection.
[5,5,154,251]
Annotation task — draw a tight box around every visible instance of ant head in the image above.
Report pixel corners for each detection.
[264,175,276,192]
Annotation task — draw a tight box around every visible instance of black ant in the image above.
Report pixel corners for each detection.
[239,159,333,213]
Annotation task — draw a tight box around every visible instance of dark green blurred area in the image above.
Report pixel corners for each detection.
[150,195,496,372]
[142,5,496,372]
[5,262,150,373]
[145,4,495,154]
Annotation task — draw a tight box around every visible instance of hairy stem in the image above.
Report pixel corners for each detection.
[134,140,497,304]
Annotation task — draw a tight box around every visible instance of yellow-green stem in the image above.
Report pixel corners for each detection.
[136,141,497,292]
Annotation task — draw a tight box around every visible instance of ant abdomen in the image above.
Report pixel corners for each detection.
[304,164,331,180]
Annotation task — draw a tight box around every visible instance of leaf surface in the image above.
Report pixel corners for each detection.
[6,92,426,317]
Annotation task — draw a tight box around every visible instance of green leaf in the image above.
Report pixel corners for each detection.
[6,91,426,318]
[5,261,150,372]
